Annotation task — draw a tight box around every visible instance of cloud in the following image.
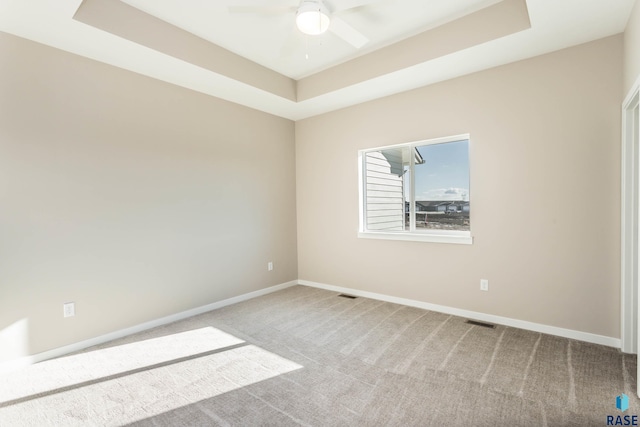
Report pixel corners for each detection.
[420,188,469,201]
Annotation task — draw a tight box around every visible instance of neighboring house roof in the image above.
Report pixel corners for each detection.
[381,147,424,176]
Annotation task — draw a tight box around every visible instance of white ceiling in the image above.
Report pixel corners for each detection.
[120,0,503,79]
[0,0,636,120]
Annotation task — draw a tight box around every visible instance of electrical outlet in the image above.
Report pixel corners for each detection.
[480,279,489,292]
[63,302,75,318]
[268,262,273,271]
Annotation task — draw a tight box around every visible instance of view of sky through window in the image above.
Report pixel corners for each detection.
[414,140,469,201]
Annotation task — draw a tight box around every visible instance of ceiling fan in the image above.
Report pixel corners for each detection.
[228,0,387,49]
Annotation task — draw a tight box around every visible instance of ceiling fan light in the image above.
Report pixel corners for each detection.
[296,2,330,35]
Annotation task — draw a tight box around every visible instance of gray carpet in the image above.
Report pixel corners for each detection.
[0,285,638,426]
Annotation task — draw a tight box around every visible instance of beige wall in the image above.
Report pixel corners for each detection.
[0,33,297,362]
[0,23,628,364]
[625,0,640,95]
[296,35,623,338]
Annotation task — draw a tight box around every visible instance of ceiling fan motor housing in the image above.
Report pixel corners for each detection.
[296,0,331,35]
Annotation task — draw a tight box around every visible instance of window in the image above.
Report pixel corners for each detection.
[358,134,471,244]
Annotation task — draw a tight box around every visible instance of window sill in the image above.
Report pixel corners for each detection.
[358,231,473,245]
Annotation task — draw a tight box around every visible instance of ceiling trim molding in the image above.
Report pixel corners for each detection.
[73,0,297,102]
[298,0,531,101]
[74,0,529,104]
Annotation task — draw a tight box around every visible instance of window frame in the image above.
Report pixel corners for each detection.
[358,134,472,245]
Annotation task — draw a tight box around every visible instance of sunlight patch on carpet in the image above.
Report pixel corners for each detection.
[0,328,303,426]
[0,326,243,404]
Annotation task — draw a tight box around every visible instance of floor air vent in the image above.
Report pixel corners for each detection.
[338,294,357,299]
[465,320,496,329]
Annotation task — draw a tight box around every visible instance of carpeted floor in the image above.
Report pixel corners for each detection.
[0,285,638,426]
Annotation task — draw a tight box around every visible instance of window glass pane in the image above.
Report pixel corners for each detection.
[403,163,410,229]
[413,140,470,232]
[364,147,409,231]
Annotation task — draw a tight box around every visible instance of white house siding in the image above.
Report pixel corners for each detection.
[364,150,405,231]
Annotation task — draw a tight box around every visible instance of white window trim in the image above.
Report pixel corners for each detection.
[358,134,472,245]
[357,230,473,244]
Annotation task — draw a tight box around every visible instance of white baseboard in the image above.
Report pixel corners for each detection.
[1,278,620,375]
[0,281,297,374]
[298,280,621,349]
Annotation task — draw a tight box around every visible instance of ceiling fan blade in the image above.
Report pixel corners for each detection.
[329,16,369,48]
[228,5,296,15]
[328,0,387,13]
